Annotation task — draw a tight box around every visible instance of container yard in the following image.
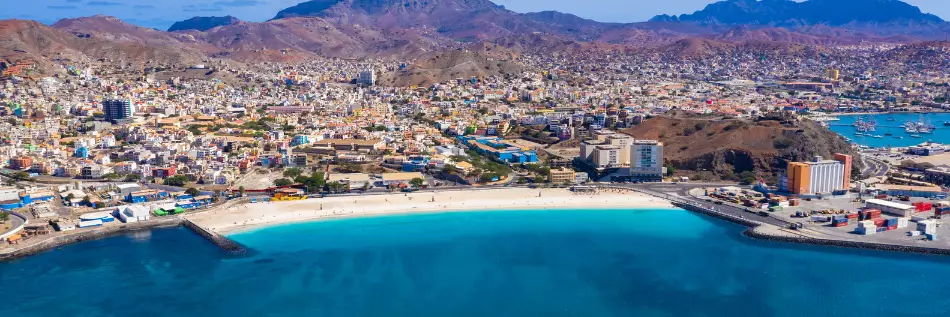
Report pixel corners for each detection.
[701,186,950,246]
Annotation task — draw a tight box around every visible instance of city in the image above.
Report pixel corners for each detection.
[2,0,950,316]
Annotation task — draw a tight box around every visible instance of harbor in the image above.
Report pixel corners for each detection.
[827,112,950,147]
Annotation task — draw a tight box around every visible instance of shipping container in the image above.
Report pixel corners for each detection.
[913,202,933,212]
[857,226,876,235]
[875,194,888,199]
[846,213,859,219]
[877,227,888,232]
[897,218,909,229]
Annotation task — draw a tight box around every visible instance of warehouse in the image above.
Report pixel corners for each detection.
[865,199,915,217]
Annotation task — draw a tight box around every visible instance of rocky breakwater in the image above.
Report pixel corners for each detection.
[180,218,247,255]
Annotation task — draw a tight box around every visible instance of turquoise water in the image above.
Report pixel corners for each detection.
[3,208,950,316]
[828,112,950,147]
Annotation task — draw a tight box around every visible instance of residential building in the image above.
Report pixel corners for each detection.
[628,140,664,180]
[549,168,576,184]
[9,156,33,170]
[358,70,375,86]
[102,99,134,122]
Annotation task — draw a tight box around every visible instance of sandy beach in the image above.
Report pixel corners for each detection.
[187,188,673,235]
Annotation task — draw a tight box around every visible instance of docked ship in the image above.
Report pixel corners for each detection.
[904,119,935,134]
[853,117,877,132]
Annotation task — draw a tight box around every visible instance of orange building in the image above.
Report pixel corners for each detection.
[834,153,852,189]
[8,156,33,170]
[787,162,811,194]
[786,154,850,195]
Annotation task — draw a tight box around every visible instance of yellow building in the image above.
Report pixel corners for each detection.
[825,68,840,81]
[549,168,576,184]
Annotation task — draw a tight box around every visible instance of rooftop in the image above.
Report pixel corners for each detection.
[865,199,914,210]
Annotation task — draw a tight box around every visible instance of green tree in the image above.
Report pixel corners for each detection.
[409,177,425,188]
[163,175,189,187]
[326,181,347,193]
[283,167,303,179]
[238,186,246,197]
[295,173,326,193]
[274,178,293,187]
[185,187,201,197]
[0,212,9,223]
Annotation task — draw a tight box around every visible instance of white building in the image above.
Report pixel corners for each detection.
[116,205,150,223]
[358,70,376,86]
[865,199,915,217]
[628,140,664,179]
[0,187,20,202]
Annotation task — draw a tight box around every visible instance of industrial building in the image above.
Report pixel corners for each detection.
[786,154,851,195]
[865,199,915,217]
[457,136,538,164]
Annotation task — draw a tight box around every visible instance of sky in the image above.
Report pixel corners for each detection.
[2,0,949,30]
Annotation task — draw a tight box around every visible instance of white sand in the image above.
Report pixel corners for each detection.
[187,188,673,235]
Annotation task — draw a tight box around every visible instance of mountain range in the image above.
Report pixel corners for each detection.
[2,0,950,79]
[651,0,943,26]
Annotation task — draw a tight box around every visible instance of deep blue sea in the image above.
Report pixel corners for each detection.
[828,112,950,148]
[3,208,950,317]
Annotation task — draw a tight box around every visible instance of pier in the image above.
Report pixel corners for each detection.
[181,218,247,255]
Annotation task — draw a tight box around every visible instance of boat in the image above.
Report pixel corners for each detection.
[911,134,923,138]
[944,121,950,127]
[886,117,896,121]
[872,135,884,138]
[894,136,904,139]
[884,132,893,136]
[854,117,877,132]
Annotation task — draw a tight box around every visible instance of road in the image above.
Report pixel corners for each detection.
[620,183,793,228]
[0,212,26,237]
[860,156,890,178]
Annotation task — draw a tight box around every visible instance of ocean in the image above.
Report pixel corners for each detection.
[2,208,950,317]
[828,112,950,148]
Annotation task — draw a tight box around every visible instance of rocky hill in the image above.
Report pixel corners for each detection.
[168,16,242,32]
[381,42,522,87]
[0,19,205,76]
[622,114,862,181]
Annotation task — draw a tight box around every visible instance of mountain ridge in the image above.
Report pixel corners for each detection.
[168,16,243,32]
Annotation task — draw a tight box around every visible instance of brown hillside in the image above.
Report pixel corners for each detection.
[381,42,522,87]
[622,115,862,180]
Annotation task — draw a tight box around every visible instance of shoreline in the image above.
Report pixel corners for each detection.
[187,188,674,235]
[6,187,950,262]
[824,110,950,116]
